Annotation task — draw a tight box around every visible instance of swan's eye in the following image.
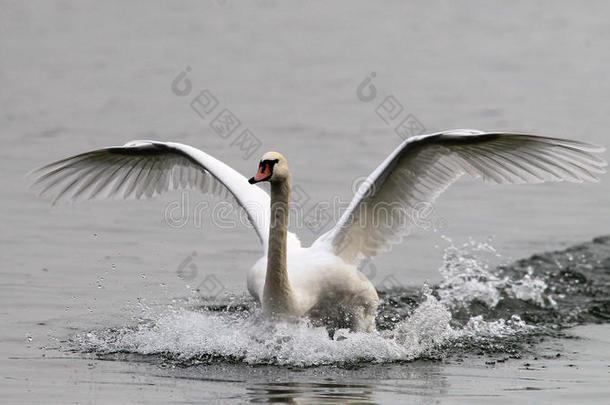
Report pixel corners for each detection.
[261,159,279,170]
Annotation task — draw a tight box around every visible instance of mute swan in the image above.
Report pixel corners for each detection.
[32,130,607,331]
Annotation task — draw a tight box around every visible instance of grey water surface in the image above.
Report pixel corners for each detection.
[1,1,610,404]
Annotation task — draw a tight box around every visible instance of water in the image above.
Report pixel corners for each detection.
[2,1,610,403]
[71,237,610,366]
[6,237,610,403]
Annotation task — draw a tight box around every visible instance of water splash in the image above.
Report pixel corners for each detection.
[437,238,506,309]
[70,235,610,367]
[75,294,450,366]
[436,238,556,311]
[74,285,531,367]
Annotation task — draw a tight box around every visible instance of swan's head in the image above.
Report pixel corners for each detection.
[248,151,289,184]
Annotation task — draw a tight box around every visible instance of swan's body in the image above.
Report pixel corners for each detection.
[247,243,379,331]
[31,130,607,331]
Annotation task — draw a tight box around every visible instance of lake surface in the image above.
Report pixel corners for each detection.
[1,1,609,403]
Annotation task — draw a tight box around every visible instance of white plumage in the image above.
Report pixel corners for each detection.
[31,130,607,331]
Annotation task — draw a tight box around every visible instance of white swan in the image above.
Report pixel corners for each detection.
[31,130,607,331]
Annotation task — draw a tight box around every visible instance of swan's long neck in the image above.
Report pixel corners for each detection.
[263,175,295,315]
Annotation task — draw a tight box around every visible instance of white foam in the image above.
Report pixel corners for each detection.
[74,287,532,366]
[73,239,549,366]
[509,268,551,307]
[437,238,555,310]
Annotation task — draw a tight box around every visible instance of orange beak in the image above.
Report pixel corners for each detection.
[248,162,272,184]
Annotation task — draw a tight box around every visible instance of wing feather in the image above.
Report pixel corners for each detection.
[316,131,606,265]
[31,140,272,246]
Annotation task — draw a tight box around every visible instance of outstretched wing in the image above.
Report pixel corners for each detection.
[316,130,607,265]
[31,140,271,246]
